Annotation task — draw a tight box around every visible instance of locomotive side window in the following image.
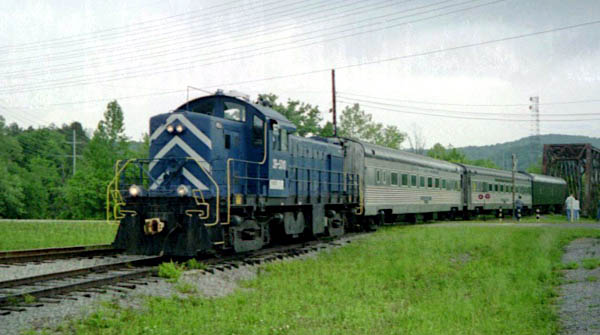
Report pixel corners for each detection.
[252,115,264,146]
[281,129,288,151]
[223,101,246,122]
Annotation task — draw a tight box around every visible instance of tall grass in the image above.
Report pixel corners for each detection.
[56,226,599,335]
[0,221,118,250]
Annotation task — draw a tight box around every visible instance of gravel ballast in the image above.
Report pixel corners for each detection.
[558,237,600,335]
[0,237,356,334]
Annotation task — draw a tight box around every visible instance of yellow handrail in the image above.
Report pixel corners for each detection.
[105,159,134,222]
[186,157,220,226]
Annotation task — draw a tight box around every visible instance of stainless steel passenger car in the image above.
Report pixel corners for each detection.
[357,142,463,218]
[460,164,532,212]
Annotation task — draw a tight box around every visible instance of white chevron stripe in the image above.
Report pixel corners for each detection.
[149,136,211,172]
[149,169,209,191]
[182,168,208,190]
[150,113,212,149]
[149,172,166,190]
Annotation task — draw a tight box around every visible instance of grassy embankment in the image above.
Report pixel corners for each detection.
[0,220,118,251]
[47,225,599,335]
[449,214,597,224]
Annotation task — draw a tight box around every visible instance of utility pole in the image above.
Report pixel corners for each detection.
[512,153,516,219]
[66,128,82,176]
[331,69,337,136]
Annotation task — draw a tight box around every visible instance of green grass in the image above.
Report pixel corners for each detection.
[518,214,597,224]
[158,261,185,283]
[0,221,118,251]
[555,262,579,270]
[581,258,600,270]
[445,214,597,224]
[51,225,599,335]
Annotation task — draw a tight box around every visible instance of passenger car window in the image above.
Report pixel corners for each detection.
[223,101,246,122]
[427,177,432,188]
[252,115,264,146]
[442,179,446,189]
[376,170,380,184]
[420,176,425,187]
[411,175,417,186]
[391,173,398,186]
[494,184,498,192]
[402,174,408,186]
[435,178,440,188]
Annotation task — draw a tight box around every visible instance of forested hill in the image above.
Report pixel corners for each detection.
[458,134,600,171]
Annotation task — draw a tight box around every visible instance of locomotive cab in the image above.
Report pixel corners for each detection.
[111,90,297,256]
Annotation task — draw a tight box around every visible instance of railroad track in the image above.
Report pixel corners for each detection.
[0,244,121,265]
[0,234,361,316]
[0,255,161,315]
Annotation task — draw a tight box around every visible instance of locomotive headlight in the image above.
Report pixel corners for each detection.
[129,184,141,197]
[177,184,189,197]
[175,124,184,133]
[166,124,175,133]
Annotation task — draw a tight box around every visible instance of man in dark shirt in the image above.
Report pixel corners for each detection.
[515,196,524,221]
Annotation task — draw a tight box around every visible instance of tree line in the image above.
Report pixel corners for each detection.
[0,94,492,219]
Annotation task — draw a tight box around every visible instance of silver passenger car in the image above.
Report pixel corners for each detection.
[460,164,532,211]
[359,142,463,216]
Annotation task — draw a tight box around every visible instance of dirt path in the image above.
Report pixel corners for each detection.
[559,238,600,335]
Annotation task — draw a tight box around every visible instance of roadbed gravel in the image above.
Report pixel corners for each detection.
[558,237,600,335]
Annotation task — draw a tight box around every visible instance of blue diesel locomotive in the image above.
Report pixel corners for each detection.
[111,91,360,256]
[110,90,566,256]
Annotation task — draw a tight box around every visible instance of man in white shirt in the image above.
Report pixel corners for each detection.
[574,198,580,221]
[565,194,575,222]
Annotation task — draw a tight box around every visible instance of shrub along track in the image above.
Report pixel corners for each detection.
[0,235,358,316]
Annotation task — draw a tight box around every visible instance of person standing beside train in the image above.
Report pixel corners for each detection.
[514,195,524,221]
[565,194,575,222]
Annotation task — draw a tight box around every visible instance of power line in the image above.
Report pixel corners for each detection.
[0,0,505,94]
[339,91,600,107]
[0,0,353,67]
[337,95,600,116]
[0,0,246,51]
[0,0,446,78]
[5,13,600,110]
[337,100,600,122]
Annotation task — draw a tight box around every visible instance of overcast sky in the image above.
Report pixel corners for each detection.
[0,0,598,148]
